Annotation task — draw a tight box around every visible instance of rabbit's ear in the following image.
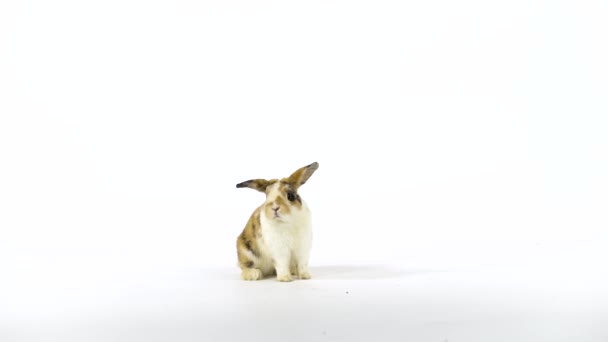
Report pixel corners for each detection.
[286,162,319,190]
[236,179,271,193]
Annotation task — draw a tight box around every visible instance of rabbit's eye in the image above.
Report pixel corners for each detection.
[287,192,296,202]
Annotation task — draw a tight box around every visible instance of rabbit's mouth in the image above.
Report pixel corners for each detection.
[272,212,287,221]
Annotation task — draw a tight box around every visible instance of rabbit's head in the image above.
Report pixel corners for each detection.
[236,162,319,222]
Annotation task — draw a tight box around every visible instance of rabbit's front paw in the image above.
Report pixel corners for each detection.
[277,273,293,282]
[298,270,311,280]
[241,268,263,281]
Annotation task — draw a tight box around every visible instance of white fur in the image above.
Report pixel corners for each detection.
[257,182,313,281]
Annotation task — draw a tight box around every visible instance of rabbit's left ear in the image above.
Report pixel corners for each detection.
[286,162,319,190]
[236,179,271,193]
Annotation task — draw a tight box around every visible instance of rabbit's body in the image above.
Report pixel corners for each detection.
[236,162,318,282]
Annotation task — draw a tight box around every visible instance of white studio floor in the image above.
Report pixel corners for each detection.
[2,241,606,342]
[2,1,607,341]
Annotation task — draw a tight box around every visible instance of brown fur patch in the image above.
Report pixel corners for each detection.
[274,195,287,210]
[237,208,262,269]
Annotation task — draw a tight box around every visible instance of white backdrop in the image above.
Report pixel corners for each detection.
[1,1,607,341]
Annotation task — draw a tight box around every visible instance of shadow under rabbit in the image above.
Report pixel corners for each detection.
[308,265,448,281]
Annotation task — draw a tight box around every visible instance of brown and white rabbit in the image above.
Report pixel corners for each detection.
[235,162,319,282]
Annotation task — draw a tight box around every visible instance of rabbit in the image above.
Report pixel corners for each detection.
[235,162,319,282]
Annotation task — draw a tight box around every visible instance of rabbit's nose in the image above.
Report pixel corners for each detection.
[272,206,280,212]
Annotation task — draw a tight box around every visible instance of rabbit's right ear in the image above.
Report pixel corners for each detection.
[236,179,270,193]
[286,162,319,190]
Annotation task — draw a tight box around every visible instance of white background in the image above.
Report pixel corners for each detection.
[1,1,607,341]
